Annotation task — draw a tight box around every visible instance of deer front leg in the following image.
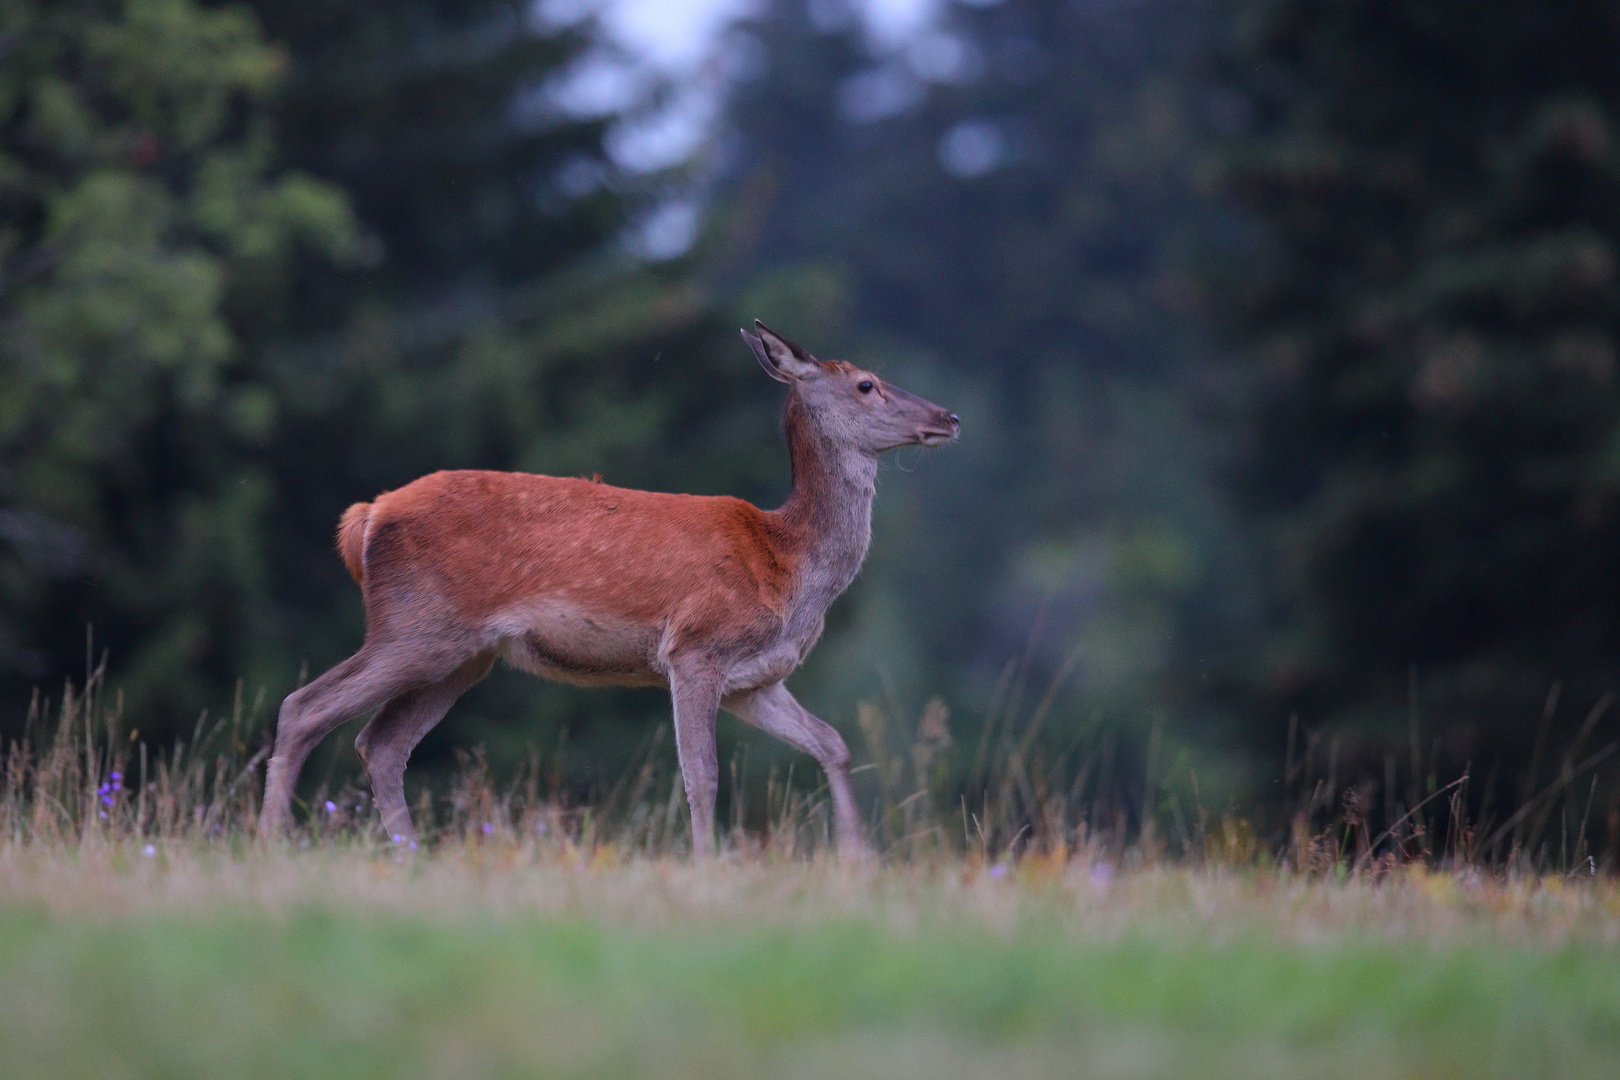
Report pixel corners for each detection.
[725,682,870,859]
[668,665,724,859]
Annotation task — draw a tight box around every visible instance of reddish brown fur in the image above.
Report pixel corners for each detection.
[336,502,371,584]
[358,471,796,651]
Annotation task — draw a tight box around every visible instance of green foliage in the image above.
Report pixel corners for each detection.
[1219,1,1620,755]
[0,0,356,714]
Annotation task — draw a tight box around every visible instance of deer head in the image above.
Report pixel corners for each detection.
[742,321,959,454]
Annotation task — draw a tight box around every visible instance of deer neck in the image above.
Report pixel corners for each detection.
[776,395,878,606]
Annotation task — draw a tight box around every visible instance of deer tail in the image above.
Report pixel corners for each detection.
[336,502,372,584]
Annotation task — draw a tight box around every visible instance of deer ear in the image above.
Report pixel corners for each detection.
[747,320,823,382]
[741,329,790,383]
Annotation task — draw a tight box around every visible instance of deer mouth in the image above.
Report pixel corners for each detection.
[916,412,960,446]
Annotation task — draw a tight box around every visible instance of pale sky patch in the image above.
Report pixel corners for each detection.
[539,0,953,256]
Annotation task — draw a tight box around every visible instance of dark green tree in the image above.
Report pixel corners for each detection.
[1219,0,1620,762]
[0,0,356,720]
[705,0,1253,780]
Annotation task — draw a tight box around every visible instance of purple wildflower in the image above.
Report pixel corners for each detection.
[989,863,1008,879]
[323,800,338,814]
[481,821,495,836]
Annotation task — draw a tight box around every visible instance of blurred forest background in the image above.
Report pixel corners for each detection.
[5,0,1620,825]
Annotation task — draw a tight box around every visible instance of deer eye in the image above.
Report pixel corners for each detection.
[857,380,874,394]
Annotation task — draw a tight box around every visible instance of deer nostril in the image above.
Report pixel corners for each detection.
[946,413,960,426]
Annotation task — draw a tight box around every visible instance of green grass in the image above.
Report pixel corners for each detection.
[6,677,1620,1078]
[1,851,1618,1079]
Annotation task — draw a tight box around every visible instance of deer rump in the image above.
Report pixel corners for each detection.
[346,469,801,691]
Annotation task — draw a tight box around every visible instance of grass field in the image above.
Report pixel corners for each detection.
[2,844,1619,1080]
[4,674,1619,1078]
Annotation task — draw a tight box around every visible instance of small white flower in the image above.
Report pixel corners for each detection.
[142,844,156,858]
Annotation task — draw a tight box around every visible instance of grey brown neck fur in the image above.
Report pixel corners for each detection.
[775,393,878,608]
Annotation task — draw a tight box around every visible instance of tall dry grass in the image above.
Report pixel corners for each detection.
[3,652,1617,876]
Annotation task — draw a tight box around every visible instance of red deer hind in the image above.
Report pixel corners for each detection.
[259,322,959,857]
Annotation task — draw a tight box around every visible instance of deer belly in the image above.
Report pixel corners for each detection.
[490,601,664,688]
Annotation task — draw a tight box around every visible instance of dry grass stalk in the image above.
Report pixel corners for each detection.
[4,659,1618,878]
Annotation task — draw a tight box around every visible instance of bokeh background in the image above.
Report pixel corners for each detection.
[5,0,1620,824]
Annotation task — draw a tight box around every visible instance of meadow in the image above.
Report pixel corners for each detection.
[1,672,1618,1079]
[4,845,1619,1079]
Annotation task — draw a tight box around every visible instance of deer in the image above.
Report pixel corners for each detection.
[258,322,959,858]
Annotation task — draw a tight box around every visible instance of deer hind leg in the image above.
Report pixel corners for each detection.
[725,682,869,859]
[355,653,494,844]
[668,664,725,859]
[260,641,467,838]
